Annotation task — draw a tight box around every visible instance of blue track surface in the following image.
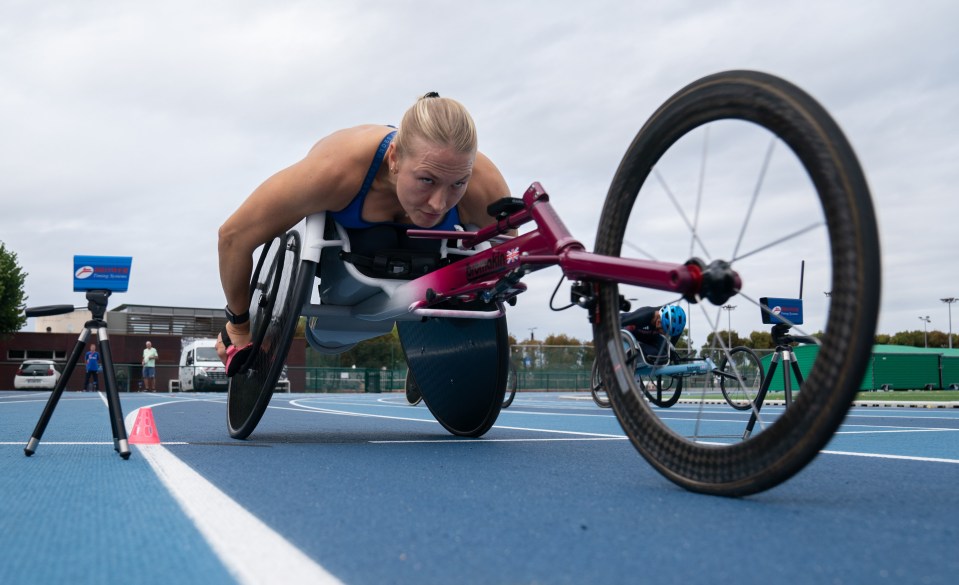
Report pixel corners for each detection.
[2,390,957,585]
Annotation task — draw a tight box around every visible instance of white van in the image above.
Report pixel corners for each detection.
[178,339,228,392]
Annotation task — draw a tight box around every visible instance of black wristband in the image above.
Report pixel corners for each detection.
[225,305,250,325]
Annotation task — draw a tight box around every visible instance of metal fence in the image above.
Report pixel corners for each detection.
[296,366,592,393]
[9,347,791,394]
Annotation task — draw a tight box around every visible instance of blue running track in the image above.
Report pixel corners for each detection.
[1,390,957,585]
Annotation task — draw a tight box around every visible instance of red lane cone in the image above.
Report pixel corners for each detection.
[128,408,161,444]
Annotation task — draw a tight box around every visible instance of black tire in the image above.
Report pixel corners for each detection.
[502,361,518,408]
[590,359,611,408]
[636,345,683,408]
[719,347,766,411]
[398,314,509,437]
[593,70,881,496]
[639,368,683,408]
[592,329,639,408]
[227,231,314,439]
[405,369,423,406]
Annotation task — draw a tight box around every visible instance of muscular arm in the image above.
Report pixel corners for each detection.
[621,306,660,333]
[217,161,320,317]
[218,126,389,316]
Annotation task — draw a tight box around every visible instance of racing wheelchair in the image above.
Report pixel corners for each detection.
[225,71,880,496]
[590,324,765,411]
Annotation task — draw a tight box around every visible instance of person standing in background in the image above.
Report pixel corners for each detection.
[83,343,100,392]
[142,341,158,391]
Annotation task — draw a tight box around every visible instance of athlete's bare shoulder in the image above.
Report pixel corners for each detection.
[291,125,396,210]
[307,125,395,166]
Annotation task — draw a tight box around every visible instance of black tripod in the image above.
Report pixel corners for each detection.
[23,289,130,459]
[743,323,819,439]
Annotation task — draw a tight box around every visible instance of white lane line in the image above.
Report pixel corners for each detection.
[283,395,959,460]
[120,405,342,585]
[821,450,959,464]
[834,428,959,435]
[0,396,103,405]
[284,401,627,439]
[492,409,617,418]
[846,411,959,421]
[280,403,442,425]
[0,441,188,446]
[137,443,343,585]
[370,437,628,444]
[314,397,612,416]
[0,392,55,401]
[492,424,624,438]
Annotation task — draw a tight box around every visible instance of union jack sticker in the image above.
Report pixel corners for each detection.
[505,247,520,264]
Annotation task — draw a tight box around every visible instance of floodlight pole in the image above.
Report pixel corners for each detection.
[722,304,736,347]
[919,316,930,348]
[942,298,956,349]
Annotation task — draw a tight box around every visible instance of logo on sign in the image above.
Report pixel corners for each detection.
[759,296,803,325]
[73,255,133,292]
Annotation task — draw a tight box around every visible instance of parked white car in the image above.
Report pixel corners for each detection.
[176,338,291,393]
[14,359,62,390]
[178,339,228,392]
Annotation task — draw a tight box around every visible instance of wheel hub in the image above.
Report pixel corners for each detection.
[698,259,741,305]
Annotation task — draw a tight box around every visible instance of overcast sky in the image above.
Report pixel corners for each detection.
[2,1,957,346]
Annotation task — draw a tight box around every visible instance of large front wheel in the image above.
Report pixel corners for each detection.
[227,231,314,439]
[593,70,881,496]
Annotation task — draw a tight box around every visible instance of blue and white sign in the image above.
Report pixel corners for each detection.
[759,297,803,326]
[73,255,133,292]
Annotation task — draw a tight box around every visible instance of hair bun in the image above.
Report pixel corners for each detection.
[423,91,440,98]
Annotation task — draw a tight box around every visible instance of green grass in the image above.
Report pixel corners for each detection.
[853,390,959,402]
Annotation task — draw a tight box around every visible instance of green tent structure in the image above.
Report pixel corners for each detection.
[759,344,959,391]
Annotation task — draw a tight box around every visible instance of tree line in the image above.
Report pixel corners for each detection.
[701,329,955,351]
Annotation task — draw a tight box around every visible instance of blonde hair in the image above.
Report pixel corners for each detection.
[394,92,477,157]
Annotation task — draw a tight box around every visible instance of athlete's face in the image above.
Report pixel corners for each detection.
[391,138,474,227]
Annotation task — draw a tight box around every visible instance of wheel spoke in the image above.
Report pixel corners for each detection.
[691,125,709,259]
[653,169,713,260]
[731,137,776,262]
[623,240,657,261]
[731,221,824,263]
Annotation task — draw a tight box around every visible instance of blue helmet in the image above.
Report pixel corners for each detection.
[659,305,687,338]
